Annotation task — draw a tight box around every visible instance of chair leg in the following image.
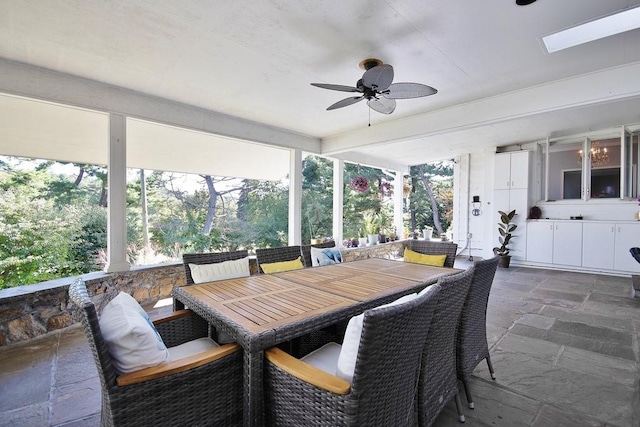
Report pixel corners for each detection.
[454,393,466,423]
[462,379,474,409]
[486,355,496,380]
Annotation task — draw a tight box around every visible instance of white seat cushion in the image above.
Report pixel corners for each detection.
[310,247,343,267]
[336,293,418,383]
[300,342,342,376]
[99,292,170,374]
[189,257,250,284]
[168,337,219,361]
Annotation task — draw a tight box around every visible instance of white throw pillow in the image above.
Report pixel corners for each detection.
[336,293,418,383]
[99,292,170,374]
[310,247,343,267]
[189,257,250,284]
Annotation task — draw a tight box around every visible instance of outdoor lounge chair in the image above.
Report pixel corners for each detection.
[264,284,441,426]
[456,256,499,409]
[68,278,243,427]
[416,267,474,426]
[406,240,458,268]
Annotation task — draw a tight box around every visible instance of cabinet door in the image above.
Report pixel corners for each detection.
[582,223,615,269]
[509,151,530,189]
[553,222,582,266]
[494,154,512,190]
[526,222,553,263]
[614,224,640,272]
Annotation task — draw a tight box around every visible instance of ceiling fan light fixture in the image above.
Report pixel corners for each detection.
[358,58,384,71]
[310,59,437,114]
[516,0,537,5]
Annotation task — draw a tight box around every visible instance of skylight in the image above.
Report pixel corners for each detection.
[542,5,640,53]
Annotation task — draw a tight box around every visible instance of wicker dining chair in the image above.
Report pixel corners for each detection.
[182,250,249,285]
[406,240,458,268]
[456,256,499,409]
[301,240,336,267]
[264,284,441,426]
[68,279,243,427]
[416,267,474,426]
[256,245,305,272]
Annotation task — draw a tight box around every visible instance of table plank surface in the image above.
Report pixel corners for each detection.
[180,277,355,334]
[286,269,422,300]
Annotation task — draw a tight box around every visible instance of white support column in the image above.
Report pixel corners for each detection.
[104,113,131,272]
[393,171,404,239]
[288,149,302,245]
[333,159,344,246]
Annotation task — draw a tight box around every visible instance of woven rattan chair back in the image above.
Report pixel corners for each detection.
[350,284,441,426]
[256,246,304,273]
[183,250,249,285]
[301,240,336,267]
[406,240,458,268]
[69,278,118,424]
[416,267,474,426]
[265,284,441,427]
[68,278,243,426]
[456,256,499,409]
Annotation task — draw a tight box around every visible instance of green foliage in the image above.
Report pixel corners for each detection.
[0,154,456,289]
[493,209,517,256]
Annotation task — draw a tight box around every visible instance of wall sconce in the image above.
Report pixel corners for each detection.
[472,195,482,216]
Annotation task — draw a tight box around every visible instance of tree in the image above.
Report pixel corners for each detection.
[408,162,454,235]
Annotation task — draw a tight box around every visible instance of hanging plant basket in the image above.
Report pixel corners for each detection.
[350,176,369,193]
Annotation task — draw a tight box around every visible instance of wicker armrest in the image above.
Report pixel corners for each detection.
[265,347,350,395]
[151,308,194,325]
[116,343,241,386]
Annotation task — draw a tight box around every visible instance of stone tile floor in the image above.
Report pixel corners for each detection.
[1,259,639,426]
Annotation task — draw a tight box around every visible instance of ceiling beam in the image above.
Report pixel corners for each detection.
[321,61,640,155]
[0,58,321,154]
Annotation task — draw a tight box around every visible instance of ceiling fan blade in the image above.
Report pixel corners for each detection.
[311,83,360,93]
[327,96,365,110]
[362,64,394,91]
[367,97,396,114]
[384,82,438,99]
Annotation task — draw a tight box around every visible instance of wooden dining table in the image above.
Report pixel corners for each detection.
[173,257,459,427]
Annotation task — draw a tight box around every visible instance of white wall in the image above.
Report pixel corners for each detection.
[453,149,496,261]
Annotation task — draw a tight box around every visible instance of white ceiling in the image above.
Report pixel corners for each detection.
[1,0,640,169]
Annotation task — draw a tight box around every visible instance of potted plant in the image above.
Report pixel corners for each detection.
[358,228,368,247]
[493,209,517,268]
[364,214,380,246]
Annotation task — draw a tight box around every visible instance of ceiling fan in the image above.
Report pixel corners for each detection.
[310,58,437,115]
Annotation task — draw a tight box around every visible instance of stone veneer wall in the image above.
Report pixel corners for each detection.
[0,241,408,347]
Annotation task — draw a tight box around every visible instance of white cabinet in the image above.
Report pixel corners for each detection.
[614,223,640,273]
[494,151,530,262]
[582,223,615,270]
[526,222,553,263]
[494,151,530,190]
[553,222,582,266]
[524,220,640,273]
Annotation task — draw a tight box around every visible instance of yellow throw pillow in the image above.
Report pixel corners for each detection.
[261,257,304,274]
[403,249,447,267]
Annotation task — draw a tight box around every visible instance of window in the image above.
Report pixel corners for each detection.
[545,133,625,201]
